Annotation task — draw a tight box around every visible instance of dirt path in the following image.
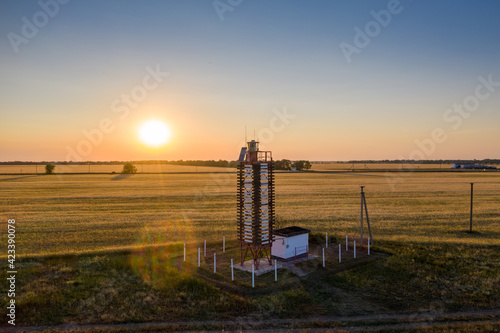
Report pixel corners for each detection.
[8,308,500,332]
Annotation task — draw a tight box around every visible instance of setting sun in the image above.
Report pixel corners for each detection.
[138,120,171,148]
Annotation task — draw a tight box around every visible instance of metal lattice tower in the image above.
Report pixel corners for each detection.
[237,140,275,269]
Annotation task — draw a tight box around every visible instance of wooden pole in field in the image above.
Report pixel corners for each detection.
[360,186,364,243]
[198,248,200,267]
[470,183,474,232]
[364,193,373,245]
[231,259,234,281]
[361,186,374,245]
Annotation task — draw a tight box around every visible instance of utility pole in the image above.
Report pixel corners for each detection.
[470,183,474,232]
[360,186,364,242]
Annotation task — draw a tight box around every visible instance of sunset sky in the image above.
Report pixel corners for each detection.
[1,0,499,162]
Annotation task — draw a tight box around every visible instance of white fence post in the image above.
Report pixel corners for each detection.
[183,243,186,262]
[231,259,234,281]
[322,248,325,267]
[252,264,255,288]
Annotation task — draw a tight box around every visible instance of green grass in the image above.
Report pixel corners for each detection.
[328,242,499,312]
[0,238,498,328]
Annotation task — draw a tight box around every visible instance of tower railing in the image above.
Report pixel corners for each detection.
[257,151,272,162]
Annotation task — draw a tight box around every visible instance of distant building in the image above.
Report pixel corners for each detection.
[452,163,497,170]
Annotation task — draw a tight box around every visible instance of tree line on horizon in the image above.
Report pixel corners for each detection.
[3,158,499,165]
[36,159,313,174]
[3,158,498,169]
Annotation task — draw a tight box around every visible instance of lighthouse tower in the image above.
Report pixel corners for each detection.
[237,140,275,269]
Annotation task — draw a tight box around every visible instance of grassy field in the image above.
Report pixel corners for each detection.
[4,162,499,175]
[311,162,458,171]
[0,237,498,330]
[1,170,499,257]
[0,164,235,174]
[1,169,499,331]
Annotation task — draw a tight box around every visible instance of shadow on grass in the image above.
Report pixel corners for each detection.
[459,230,500,240]
[464,230,481,235]
[111,174,134,181]
[0,175,41,181]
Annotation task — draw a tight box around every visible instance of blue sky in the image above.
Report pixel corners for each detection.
[1,0,499,161]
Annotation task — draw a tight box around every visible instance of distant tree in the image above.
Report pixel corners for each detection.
[122,162,137,174]
[45,164,55,174]
[274,159,292,170]
[291,160,312,171]
[216,159,229,167]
